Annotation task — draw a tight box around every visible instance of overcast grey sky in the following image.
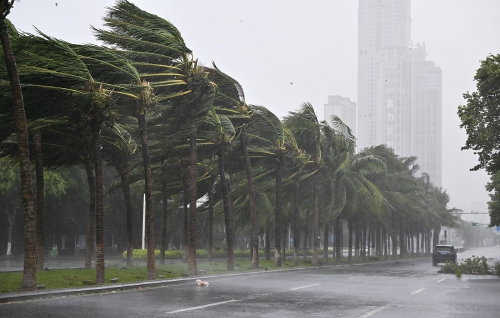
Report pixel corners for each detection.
[8,0,500,217]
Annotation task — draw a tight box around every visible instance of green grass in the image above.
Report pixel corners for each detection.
[0,252,416,294]
[0,258,316,293]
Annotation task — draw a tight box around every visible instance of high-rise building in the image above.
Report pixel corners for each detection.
[410,43,442,185]
[324,95,357,133]
[357,0,442,185]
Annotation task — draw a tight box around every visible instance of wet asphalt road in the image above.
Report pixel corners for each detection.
[1,246,500,318]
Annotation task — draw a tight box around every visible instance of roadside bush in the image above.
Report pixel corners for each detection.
[123,248,315,260]
[438,260,459,274]
[494,262,500,276]
[438,255,494,275]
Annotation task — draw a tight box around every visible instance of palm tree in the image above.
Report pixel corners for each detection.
[101,122,138,266]
[283,103,323,266]
[182,68,216,275]
[0,3,36,290]
[31,130,44,270]
[12,29,145,282]
[199,109,237,270]
[96,0,217,276]
[243,105,306,267]
[204,64,252,270]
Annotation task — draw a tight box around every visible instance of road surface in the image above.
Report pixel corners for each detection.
[1,246,499,318]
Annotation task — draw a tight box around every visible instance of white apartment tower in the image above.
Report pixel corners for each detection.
[324,95,357,134]
[357,0,442,185]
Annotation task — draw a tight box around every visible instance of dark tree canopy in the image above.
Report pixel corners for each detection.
[458,54,500,174]
[458,54,500,227]
[486,172,500,227]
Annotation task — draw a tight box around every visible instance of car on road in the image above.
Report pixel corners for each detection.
[432,245,457,266]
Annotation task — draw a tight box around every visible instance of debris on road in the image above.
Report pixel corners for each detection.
[196,279,209,286]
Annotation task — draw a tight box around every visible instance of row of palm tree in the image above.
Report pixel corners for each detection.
[0,0,458,290]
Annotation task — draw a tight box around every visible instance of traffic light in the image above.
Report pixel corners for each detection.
[471,222,480,226]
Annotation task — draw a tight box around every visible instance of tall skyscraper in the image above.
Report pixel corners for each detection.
[324,95,357,134]
[357,0,442,185]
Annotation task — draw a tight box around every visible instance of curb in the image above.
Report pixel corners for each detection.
[0,256,430,304]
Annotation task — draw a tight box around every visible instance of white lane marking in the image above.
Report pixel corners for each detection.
[348,275,364,279]
[436,278,446,283]
[166,300,238,314]
[410,288,426,295]
[290,283,321,290]
[357,304,390,318]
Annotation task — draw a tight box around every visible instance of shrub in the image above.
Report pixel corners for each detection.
[494,262,500,276]
[123,248,317,260]
[438,255,494,275]
[438,260,459,274]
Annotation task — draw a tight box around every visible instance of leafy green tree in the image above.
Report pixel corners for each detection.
[0,157,67,257]
[458,54,500,226]
[0,157,21,256]
[486,172,500,227]
[458,54,500,174]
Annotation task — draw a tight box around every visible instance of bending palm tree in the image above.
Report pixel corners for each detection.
[284,103,323,266]
[96,0,216,275]
[0,4,36,290]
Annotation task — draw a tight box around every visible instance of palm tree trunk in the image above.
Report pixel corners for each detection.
[420,231,424,255]
[265,227,270,260]
[84,162,95,269]
[274,158,282,267]
[33,131,45,271]
[392,234,398,259]
[376,229,380,257]
[427,228,432,255]
[92,123,105,284]
[293,176,300,266]
[302,213,309,260]
[367,228,371,259]
[281,225,286,262]
[240,128,259,268]
[355,229,360,261]
[348,221,353,263]
[414,232,418,256]
[217,152,234,270]
[312,178,319,266]
[336,219,342,263]
[188,131,198,276]
[383,228,388,260]
[182,177,188,263]
[137,114,155,280]
[392,216,398,259]
[362,226,367,262]
[117,164,134,267]
[160,161,168,266]
[323,223,329,264]
[1,17,37,291]
[207,177,214,263]
[6,204,15,256]
[399,219,405,258]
